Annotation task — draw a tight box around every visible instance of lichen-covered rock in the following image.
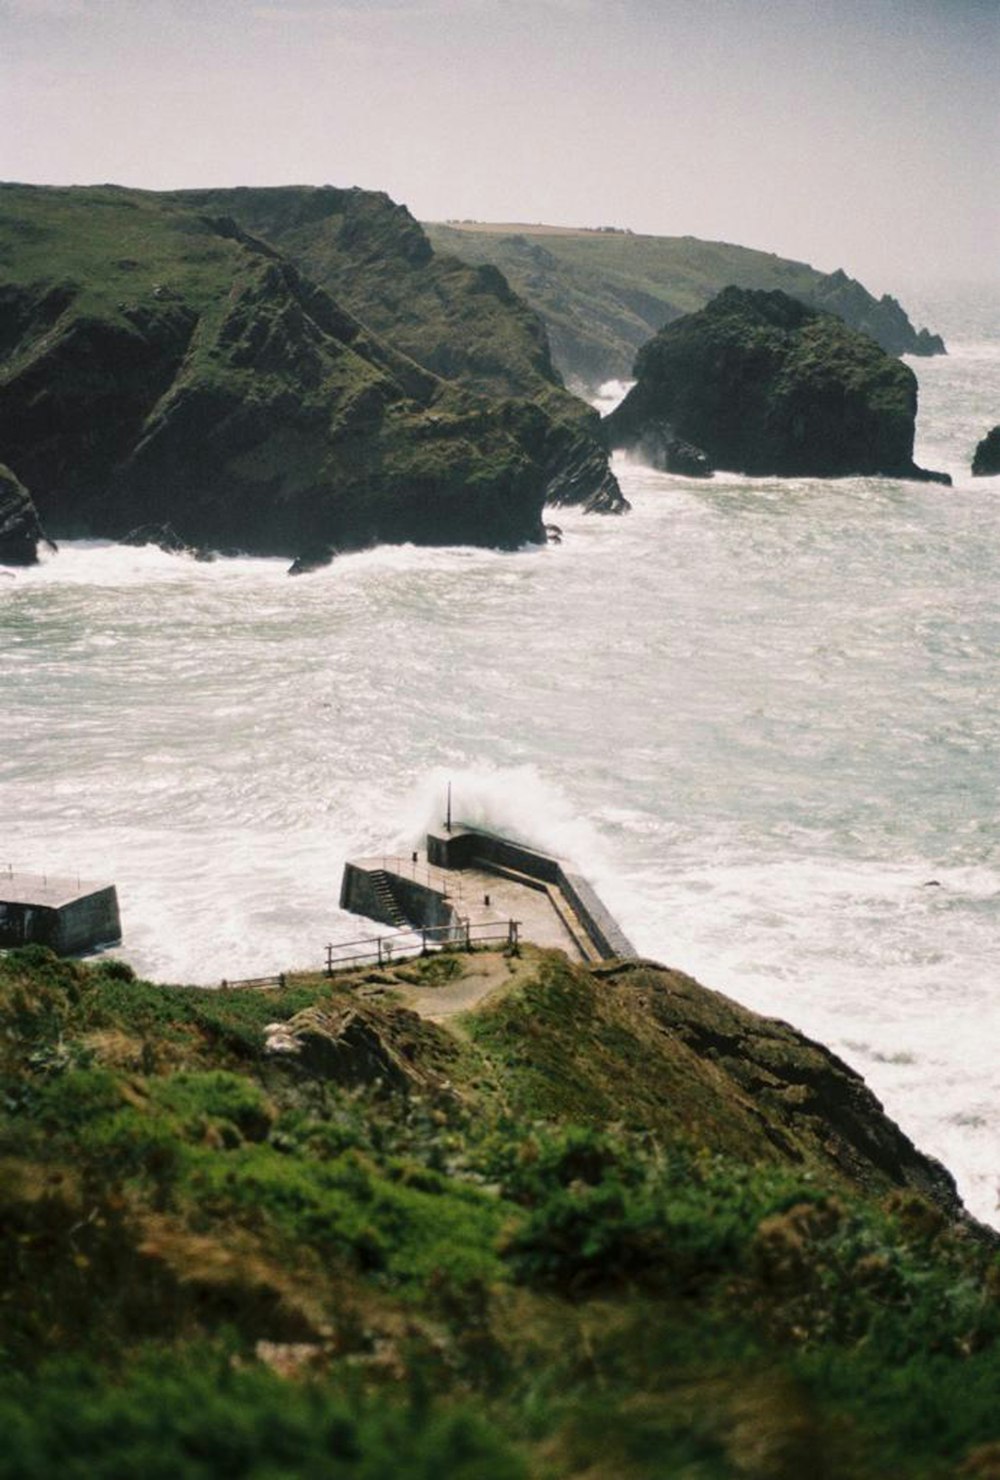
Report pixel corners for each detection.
[605,287,951,484]
[265,998,456,1096]
[972,426,1000,477]
[0,462,52,565]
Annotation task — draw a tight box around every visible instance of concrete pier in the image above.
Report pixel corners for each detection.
[340,826,635,963]
[0,874,122,955]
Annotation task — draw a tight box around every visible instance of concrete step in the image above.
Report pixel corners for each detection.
[371,870,409,928]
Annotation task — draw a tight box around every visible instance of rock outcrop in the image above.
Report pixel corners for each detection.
[0,463,52,565]
[972,426,1000,477]
[0,185,618,561]
[605,287,951,485]
[171,186,626,513]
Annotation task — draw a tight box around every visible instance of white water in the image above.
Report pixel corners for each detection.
[3,286,999,1222]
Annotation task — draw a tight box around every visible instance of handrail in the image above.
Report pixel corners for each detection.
[325,917,520,976]
[218,920,522,992]
[219,973,287,990]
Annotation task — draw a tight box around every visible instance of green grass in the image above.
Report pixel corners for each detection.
[3,946,1000,1476]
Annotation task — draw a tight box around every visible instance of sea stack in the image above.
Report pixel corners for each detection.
[605,286,951,485]
[972,426,1000,477]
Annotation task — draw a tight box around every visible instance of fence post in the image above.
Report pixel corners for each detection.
[325,944,333,978]
[465,919,471,952]
[421,928,428,957]
[377,937,383,967]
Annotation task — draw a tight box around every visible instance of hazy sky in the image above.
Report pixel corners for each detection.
[1,0,996,290]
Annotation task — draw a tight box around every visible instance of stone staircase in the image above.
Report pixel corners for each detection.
[370,869,409,928]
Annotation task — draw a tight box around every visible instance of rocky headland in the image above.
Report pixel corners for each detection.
[424,222,947,389]
[605,287,952,484]
[0,184,623,568]
[972,425,1000,477]
[2,941,998,1477]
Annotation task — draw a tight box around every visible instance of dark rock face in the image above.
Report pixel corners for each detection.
[624,421,713,478]
[0,187,553,559]
[0,463,52,565]
[606,287,951,485]
[804,269,946,358]
[972,426,1000,477]
[171,186,623,514]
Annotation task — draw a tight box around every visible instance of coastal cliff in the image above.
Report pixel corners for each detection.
[170,186,625,514]
[424,222,947,389]
[0,185,621,564]
[606,287,951,484]
[2,942,997,1477]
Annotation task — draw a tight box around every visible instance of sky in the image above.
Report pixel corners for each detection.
[1,0,996,291]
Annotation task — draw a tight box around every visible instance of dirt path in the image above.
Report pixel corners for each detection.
[392,949,536,1023]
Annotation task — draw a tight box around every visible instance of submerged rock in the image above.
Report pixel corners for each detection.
[120,522,215,561]
[972,426,1000,477]
[624,420,713,478]
[0,463,53,565]
[605,287,951,485]
[287,544,337,575]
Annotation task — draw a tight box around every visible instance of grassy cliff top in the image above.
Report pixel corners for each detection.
[1,942,997,1478]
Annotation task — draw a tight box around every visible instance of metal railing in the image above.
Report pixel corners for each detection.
[217,920,522,991]
[325,917,520,976]
[219,972,288,990]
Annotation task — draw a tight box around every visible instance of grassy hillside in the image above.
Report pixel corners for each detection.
[424,223,945,388]
[2,942,998,1478]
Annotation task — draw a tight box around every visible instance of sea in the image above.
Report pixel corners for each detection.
[3,284,998,1224]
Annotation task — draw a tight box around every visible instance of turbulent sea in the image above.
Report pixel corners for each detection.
[4,285,999,1223]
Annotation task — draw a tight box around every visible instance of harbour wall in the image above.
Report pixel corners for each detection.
[426,827,635,959]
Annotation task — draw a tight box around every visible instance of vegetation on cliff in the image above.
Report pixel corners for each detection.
[0,184,619,565]
[606,287,951,484]
[168,186,623,513]
[424,223,946,389]
[2,942,998,1478]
